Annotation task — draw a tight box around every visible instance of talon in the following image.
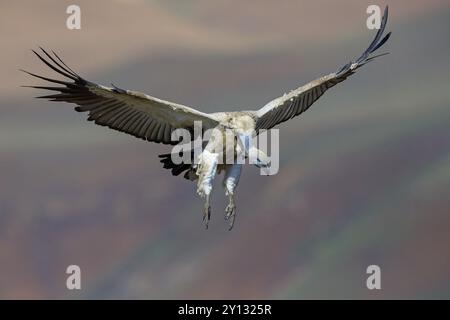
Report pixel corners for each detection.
[203,204,211,229]
[224,203,236,230]
[225,204,234,220]
[228,211,236,230]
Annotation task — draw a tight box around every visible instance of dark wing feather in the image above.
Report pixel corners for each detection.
[255,6,391,130]
[23,48,219,145]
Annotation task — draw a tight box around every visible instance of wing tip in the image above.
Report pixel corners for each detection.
[28,47,84,83]
[337,6,391,76]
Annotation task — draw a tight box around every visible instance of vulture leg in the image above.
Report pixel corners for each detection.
[196,150,219,229]
[203,193,211,229]
[223,164,242,230]
[225,194,236,230]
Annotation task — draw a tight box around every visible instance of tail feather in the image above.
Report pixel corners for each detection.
[158,152,197,181]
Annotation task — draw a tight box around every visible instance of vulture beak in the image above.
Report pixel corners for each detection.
[237,132,270,168]
[249,148,271,168]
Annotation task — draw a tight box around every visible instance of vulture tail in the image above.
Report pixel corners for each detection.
[158,153,197,181]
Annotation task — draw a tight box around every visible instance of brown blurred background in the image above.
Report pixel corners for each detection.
[1,0,450,299]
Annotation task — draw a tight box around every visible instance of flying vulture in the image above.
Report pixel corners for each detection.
[23,7,391,230]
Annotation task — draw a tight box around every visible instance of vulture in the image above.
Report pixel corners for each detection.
[23,6,391,230]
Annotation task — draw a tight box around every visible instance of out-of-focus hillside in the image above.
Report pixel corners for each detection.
[0,0,450,299]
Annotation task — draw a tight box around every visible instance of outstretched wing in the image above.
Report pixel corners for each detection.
[23,48,219,145]
[254,6,391,131]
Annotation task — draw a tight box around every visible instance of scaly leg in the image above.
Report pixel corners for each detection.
[202,192,211,229]
[196,150,219,229]
[223,164,242,230]
[225,192,236,230]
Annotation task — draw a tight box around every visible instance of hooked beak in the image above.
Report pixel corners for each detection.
[248,147,271,168]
